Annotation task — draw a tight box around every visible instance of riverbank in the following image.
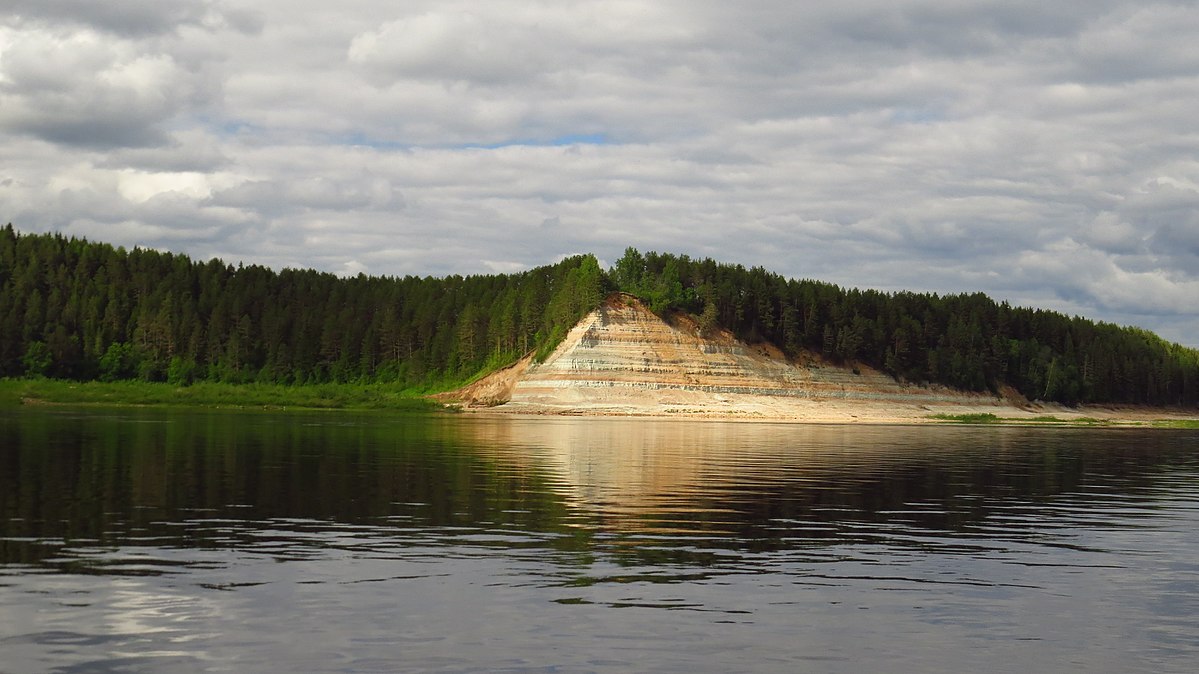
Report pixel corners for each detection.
[5,379,1195,427]
[0,378,441,412]
[461,394,1199,427]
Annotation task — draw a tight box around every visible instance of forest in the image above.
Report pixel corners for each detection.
[0,226,603,391]
[2,226,1197,406]
[610,247,1199,407]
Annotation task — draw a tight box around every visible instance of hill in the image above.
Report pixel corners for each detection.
[2,227,1197,409]
[604,248,1199,407]
[0,225,602,390]
[445,293,1026,421]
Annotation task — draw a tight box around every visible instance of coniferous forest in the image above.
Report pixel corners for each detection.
[0,226,603,391]
[609,248,1199,407]
[2,226,1197,406]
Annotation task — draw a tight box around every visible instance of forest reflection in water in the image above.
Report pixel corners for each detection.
[2,408,1198,673]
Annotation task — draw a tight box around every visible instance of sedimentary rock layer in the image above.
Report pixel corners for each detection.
[491,294,989,416]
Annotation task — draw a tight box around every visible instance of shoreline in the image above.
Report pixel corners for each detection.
[5,379,1196,428]
[449,397,1199,428]
[0,378,440,413]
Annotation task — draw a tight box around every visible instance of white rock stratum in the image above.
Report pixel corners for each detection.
[448,293,1024,421]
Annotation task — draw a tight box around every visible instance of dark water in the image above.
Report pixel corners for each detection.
[2,408,1199,673]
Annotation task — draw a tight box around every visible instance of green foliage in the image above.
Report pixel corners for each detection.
[612,249,689,316]
[5,224,1197,408]
[21,341,51,377]
[1023,416,1109,425]
[697,300,719,337]
[0,378,441,411]
[607,247,1199,407]
[534,325,567,363]
[929,413,1001,423]
[0,228,605,392]
[928,413,1116,426]
[1153,419,1199,429]
[645,258,685,315]
[611,247,645,295]
[98,342,139,381]
[167,356,197,386]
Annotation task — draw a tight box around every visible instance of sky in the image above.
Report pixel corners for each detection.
[2,1,1198,346]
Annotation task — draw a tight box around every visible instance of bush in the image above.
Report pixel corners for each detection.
[167,356,197,386]
[21,341,52,377]
[98,342,139,381]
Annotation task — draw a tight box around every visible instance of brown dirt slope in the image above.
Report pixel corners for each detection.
[434,354,534,408]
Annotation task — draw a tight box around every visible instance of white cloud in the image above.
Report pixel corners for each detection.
[7,0,215,36]
[0,25,216,147]
[347,12,545,85]
[2,0,1198,344]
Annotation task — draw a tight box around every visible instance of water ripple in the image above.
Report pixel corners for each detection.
[4,411,1199,672]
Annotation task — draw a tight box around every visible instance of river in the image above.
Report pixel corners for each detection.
[2,407,1198,673]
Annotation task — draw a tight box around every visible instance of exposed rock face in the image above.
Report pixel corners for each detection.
[458,294,1004,418]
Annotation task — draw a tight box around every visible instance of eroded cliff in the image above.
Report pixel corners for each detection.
[449,293,1019,420]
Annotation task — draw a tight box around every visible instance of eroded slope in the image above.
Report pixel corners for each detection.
[452,294,1016,420]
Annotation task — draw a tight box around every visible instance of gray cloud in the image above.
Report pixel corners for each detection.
[99,130,230,172]
[2,0,1198,345]
[0,23,221,149]
[210,176,402,214]
[5,0,262,37]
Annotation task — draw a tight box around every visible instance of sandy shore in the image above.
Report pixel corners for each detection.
[454,393,1199,426]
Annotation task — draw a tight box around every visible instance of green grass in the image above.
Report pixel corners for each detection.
[1022,415,1111,425]
[928,413,1001,424]
[926,412,1113,426]
[0,378,443,412]
[927,412,1163,427]
[1152,419,1199,429]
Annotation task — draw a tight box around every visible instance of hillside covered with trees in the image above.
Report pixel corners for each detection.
[2,227,1197,407]
[610,248,1199,407]
[0,226,603,390]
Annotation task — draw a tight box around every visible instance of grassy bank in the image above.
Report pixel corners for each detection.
[0,378,444,412]
[927,412,1114,426]
[928,412,1199,428]
[1152,419,1199,429]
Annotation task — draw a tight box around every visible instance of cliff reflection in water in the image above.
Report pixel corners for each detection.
[5,408,1199,673]
[2,408,1195,568]
[459,417,1195,548]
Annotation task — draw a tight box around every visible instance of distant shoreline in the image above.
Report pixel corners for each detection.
[5,378,1196,428]
[451,397,1199,428]
[0,378,439,413]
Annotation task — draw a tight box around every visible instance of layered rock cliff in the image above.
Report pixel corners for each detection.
[449,293,1016,420]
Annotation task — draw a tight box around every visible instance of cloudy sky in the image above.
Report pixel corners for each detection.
[2,1,1198,345]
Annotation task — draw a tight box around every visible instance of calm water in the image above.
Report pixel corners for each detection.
[2,408,1198,673]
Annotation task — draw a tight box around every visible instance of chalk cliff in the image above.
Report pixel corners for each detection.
[448,293,1018,420]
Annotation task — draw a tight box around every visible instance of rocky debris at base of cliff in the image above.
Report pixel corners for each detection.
[433,354,533,408]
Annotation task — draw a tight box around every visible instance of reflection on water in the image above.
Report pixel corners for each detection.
[2,408,1199,673]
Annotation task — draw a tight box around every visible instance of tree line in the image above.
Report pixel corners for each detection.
[0,226,603,389]
[3,227,1197,406]
[611,247,1199,406]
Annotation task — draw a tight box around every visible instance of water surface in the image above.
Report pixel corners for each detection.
[2,408,1198,672]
